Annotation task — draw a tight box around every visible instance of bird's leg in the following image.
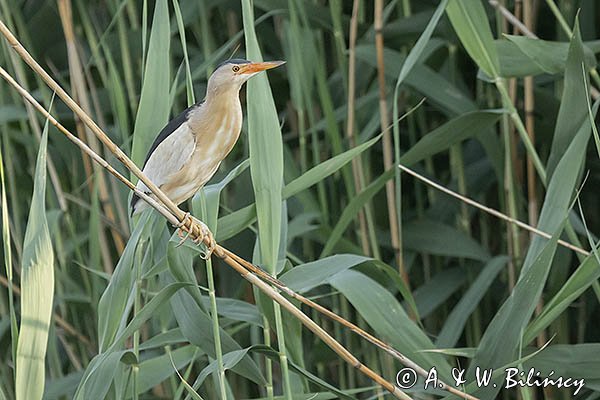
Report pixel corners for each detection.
[189,216,216,260]
[173,212,216,259]
[174,212,192,247]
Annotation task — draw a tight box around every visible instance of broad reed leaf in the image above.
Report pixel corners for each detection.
[524,249,600,343]
[170,289,266,385]
[15,125,54,400]
[201,296,263,327]
[395,0,448,85]
[139,328,186,350]
[193,159,250,233]
[546,18,589,180]
[503,35,596,75]
[191,347,253,390]
[403,220,490,261]
[77,282,190,398]
[134,345,200,394]
[73,351,125,400]
[412,267,466,318]
[355,45,475,115]
[523,344,600,386]
[442,336,560,398]
[218,137,380,242]
[97,211,156,351]
[130,0,170,169]
[467,228,563,398]
[242,0,284,273]
[329,270,453,383]
[280,254,371,293]
[321,169,393,257]
[495,40,561,77]
[468,105,593,395]
[216,203,257,242]
[283,134,381,199]
[446,0,500,78]
[400,110,502,166]
[437,256,509,348]
[115,282,189,345]
[522,101,596,275]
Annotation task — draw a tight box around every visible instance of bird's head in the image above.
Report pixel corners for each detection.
[207,59,285,94]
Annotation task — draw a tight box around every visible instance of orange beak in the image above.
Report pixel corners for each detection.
[237,60,286,75]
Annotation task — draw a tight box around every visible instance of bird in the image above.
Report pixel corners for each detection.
[130,58,285,254]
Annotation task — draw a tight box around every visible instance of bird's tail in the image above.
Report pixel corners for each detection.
[130,193,140,217]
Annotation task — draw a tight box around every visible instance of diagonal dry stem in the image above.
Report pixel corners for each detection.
[0,59,478,398]
[399,164,590,257]
[0,19,186,223]
[0,20,417,400]
[223,248,478,400]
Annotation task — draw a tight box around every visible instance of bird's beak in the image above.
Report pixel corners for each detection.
[237,61,286,75]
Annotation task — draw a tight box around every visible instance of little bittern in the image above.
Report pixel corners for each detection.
[130,59,285,251]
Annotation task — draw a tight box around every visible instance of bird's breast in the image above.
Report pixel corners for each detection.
[193,100,242,162]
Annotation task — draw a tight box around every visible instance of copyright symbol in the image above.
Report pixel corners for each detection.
[396,368,418,389]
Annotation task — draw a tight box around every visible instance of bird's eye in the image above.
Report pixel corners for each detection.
[232,65,240,73]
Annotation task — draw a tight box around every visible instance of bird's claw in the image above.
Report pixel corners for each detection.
[175,212,192,248]
[193,220,216,260]
[173,213,216,259]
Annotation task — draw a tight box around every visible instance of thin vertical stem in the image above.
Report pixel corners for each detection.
[495,80,546,183]
[374,0,403,278]
[172,0,195,106]
[534,0,600,94]
[500,89,520,290]
[132,246,143,400]
[495,4,520,290]
[206,257,227,399]
[261,314,274,399]
[0,142,17,381]
[200,194,227,400]
[115,0,138,116]
[544,0,571,36]
[524,0,548,356]
[523,0,538,232]
[58,0,125,259]
[0,0,68,214]
[346,0,370,255]
[273,302,293,399]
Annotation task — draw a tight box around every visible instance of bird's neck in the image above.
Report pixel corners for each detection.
[187,84,243,135]
[205,85,242,115]
[205,79,243,102]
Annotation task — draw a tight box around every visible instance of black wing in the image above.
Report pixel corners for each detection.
[130,100,204,213]
[142,100,204,168]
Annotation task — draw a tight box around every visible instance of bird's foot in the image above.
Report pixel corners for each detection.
[190,217,216,260]
[175,212,193,247]
[174,212,216,259]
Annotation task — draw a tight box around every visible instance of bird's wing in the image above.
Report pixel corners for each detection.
[131,102,204,213]
[141,122,196,189]
[131,122,196,214]
[142,101,203,167]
